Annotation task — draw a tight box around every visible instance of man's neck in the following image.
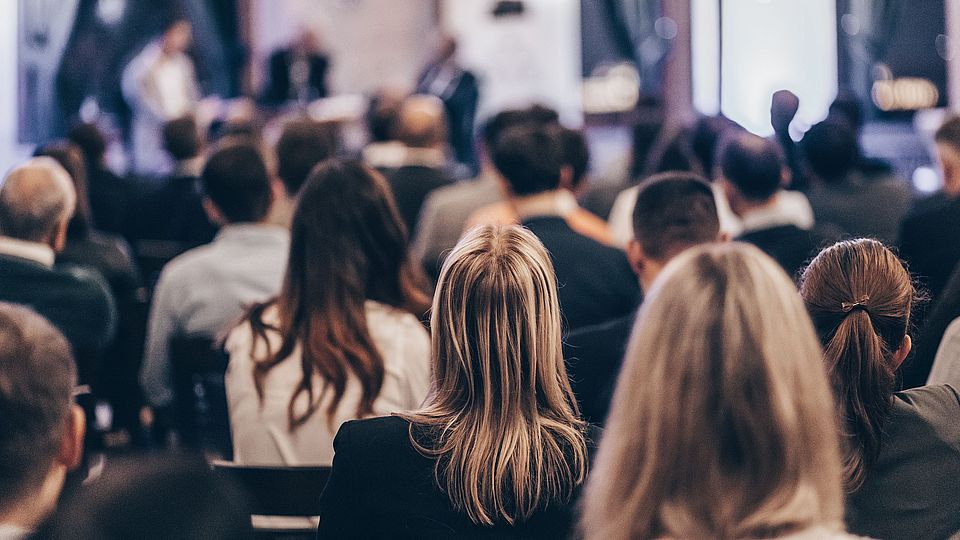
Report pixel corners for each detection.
[0,469,65,534]
[511,189,578,221]
[734,192,779,220]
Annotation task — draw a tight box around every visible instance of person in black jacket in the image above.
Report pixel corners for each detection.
[492,123,640,330]
[563,172,722,424]
[318,225,592,539]
[262,30,329,105]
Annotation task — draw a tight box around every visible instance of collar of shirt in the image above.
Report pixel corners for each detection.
[214,223,290,245]
[0,237,55,268]
[400,147,446,169]
[739,192,812,233]
[513,190,579,221]
[0,523,31,540]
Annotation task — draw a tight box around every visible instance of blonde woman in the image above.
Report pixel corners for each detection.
[318,225,589,538]
[581,243,854,540]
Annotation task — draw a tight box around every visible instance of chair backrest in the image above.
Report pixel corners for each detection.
[211,460,331,517]
[170,337,231,457]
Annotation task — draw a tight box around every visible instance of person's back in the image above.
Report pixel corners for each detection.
[800,239,960,539]
[319,226,590,538]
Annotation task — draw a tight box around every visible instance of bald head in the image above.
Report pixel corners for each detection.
[396,95,448,149]
[0,157,76,246]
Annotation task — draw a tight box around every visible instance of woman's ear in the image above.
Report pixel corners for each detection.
[891,334,913,370]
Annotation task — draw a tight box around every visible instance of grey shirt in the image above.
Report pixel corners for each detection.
[140,223,289,407]
[846,384,960,539]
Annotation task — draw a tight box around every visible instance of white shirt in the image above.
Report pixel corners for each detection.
[0,237,55,268]
[224,301,430,466]
[930,316,960,389]
[140,224,290,407]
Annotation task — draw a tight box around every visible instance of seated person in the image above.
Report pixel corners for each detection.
[491,123,640,330]
[719,131,828,279]
[800,239,960,539]
[318,225,591,538]
[581,243,855,539]
[140,142,289,419]
[564,172,721,424]
[0,158,115,386]
[272,118,338,227]
[225,160,432,465]
[0,303,86,538]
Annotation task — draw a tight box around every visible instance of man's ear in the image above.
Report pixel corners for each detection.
[891,334,913,370]
[57,405,86,470]
[202,197,227,227]
[626,239,645,277]
[50,218,69,253]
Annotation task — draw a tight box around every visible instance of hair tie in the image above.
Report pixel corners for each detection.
[841,296,870,314]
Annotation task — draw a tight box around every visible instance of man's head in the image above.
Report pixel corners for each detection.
[161,19,192,56]
[480,105,559,163]
[0,303,84,528]
[558,127,590,193]
[67,123,107,169]
[629,173,721,291]
[770,89,799,135]
[396,95,448,150]
[276,119,337,195]
[0,158,76,252]
[492,123,565,197]
[163,116,202,162]
[935,115,960,196]
[718,131,785,215]
[800,120,859,182]
[201,142,273,226]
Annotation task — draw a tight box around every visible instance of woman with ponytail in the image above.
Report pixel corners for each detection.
[800,239,960,539]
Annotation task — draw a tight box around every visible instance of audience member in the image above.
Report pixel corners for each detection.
[33,453,253,540]
[899,115,960,301]
[412,105,559,280]
[318,225,590,537]
[385,95,454,233]
[361,89,407,170]
[226,159,431,465]
[800,239,960,539]
[0,158,115,386]
[581,243,850,539]
[140,142,288,418]
[466,126,612,245]
[770,89,807,190]
[262,29,329,105]
[0,303,85,539]
[802,119,911,244]
[491,123,640,330]
[563,173,721,424]
[924,263,960,388]
[272,118,339,226]
[67,122,133,235]
[126,116,217,289]
[720,131,827,278]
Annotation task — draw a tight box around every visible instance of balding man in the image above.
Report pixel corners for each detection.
[0,158,115,386]
[385,94,454,233]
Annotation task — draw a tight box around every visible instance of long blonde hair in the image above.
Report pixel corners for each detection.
[401,225,588,526]
[581,243,844,539]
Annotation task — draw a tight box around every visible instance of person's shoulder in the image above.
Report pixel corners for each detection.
[157,240,220,280]
[566,312,635,344]
[56,262,111,294]
[893,384,960,420]
[338,415,415,452]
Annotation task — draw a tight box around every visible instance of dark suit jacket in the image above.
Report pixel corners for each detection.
[416,64,478,169]
[899,192,960,301]
[87,166,136,235]
[736,225,828,281]
[318,415,589,539]
[0,254,115,386]
[263,49,329,104]
[563,311,636,425]
[386,165,452,235]
[521,216,640,330]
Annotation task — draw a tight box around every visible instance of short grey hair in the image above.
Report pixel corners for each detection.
[0,157,76,242]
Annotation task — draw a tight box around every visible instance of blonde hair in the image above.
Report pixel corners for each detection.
[401,225,587,526]
[581,243,844,539]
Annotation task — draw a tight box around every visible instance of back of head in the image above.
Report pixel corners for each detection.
[34,453,252,540]
[582,243,842,539]
[0,302,76,514]
[801,120,859,181]
[396,95,448,149]
[798,239,915,491]
[35,141,92,236]
[719,131,784,202]
[201,142,272,224]
[0,157,77,243]
[275,118,338,195]
[480,104,559,154]
[492,124,565,196]
[367,90,405,142]
[935,115,960,154]
[632,172,720,260]
[558,127,590,190]
[252,159,429,429]
[163,116,202,162]
[691,114,739,178]
[405,225,586,526]
[67,123,107,168]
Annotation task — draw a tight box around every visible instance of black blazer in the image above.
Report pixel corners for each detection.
[318,415,589,539]
[263,49,329,104]
[386,165,452,235]
[563,311,636,425]
[521,216,640,331]
[0,254,115,386]
[736,225,828,281]
[899,193,960,301]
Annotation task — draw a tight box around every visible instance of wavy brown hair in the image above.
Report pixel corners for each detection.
[799,239,918,491]
[401,225,588,526]
[245,159,431,430]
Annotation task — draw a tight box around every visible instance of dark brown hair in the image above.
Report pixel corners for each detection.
[799,239,916,491]
[35,141,92,239]
[632,172,719,260]
[246,159,431,430]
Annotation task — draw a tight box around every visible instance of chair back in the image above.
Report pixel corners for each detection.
[211,461,331,517]
[170,336,232,458]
